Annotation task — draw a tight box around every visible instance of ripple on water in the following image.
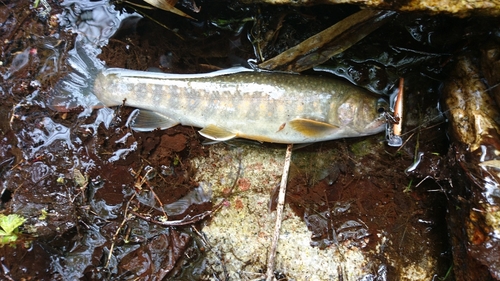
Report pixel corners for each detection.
[59,0,126,46]
[25,117,75,158]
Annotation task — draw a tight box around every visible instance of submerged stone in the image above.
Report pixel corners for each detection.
[443,53,500,280]
[242,0,500,16]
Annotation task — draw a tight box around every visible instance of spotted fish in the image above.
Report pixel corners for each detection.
[92,66,388,144]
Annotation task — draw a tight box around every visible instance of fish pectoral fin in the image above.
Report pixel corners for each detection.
[289,118,339,137]
[199,125,237,141]
[129,110,179,132]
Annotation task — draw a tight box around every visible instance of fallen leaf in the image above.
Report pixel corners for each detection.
[143,0,195,19]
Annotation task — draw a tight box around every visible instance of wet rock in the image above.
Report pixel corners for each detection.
[194,140,449,280]
[442,54,500,280]
[0,241,54,279]
[443,55,500,152]
[242,0,500,17]
[119,230,191,279]
[481,41,500,108]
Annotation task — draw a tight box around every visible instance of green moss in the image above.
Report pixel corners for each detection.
[290,147,339,185]
[0,214,26,245]
[39,209,48,220]
[350,139,375,157]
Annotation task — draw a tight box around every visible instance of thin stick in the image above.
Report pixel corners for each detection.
[129,200,223,226]
[266,143,293,281]
[104,193,136,269]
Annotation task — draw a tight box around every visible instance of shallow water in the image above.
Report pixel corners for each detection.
[1,0,500,280]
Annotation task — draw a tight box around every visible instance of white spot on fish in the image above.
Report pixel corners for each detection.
[268,90,283,100]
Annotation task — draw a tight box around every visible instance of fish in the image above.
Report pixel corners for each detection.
[50,42,388,144]
[93,67,389,144]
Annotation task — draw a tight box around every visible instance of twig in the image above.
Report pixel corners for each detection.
[191,225,229,280]
[104,193,136,269]
[266,144,293,281]
[129,200,224,227]
[258,10,395,72]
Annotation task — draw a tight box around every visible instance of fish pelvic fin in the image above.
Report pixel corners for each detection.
[129,109,179,131]
[199,125,237,141]
[289,118,339,138]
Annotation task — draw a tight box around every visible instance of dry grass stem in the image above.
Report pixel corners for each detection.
[266,144,293,281]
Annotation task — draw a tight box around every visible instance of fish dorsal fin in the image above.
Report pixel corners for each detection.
[199,125,237,141]
[289,118,339,137]
[129,109,179,132]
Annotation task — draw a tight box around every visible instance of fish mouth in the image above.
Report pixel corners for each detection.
[363,115,388,134]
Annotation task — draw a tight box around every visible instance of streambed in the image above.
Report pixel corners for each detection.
[0,0,499,280]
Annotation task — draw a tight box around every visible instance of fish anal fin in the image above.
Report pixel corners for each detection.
[130,110,179,132]
[199,125,236,141]
[289,118,339,137]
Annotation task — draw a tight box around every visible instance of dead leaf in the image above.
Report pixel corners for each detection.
[259,10,396,72]
[143,0,195,19]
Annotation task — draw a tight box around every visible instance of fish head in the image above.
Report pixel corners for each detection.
[364,97,390,133]
[331,94,389,137]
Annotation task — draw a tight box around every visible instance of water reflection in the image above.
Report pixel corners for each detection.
[59,0,127,46]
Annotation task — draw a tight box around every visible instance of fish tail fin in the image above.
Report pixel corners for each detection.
[49,39,105,116]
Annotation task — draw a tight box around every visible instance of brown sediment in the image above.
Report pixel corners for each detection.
[2,0,499,279]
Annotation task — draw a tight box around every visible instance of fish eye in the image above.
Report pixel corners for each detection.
[376,98,389,113]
